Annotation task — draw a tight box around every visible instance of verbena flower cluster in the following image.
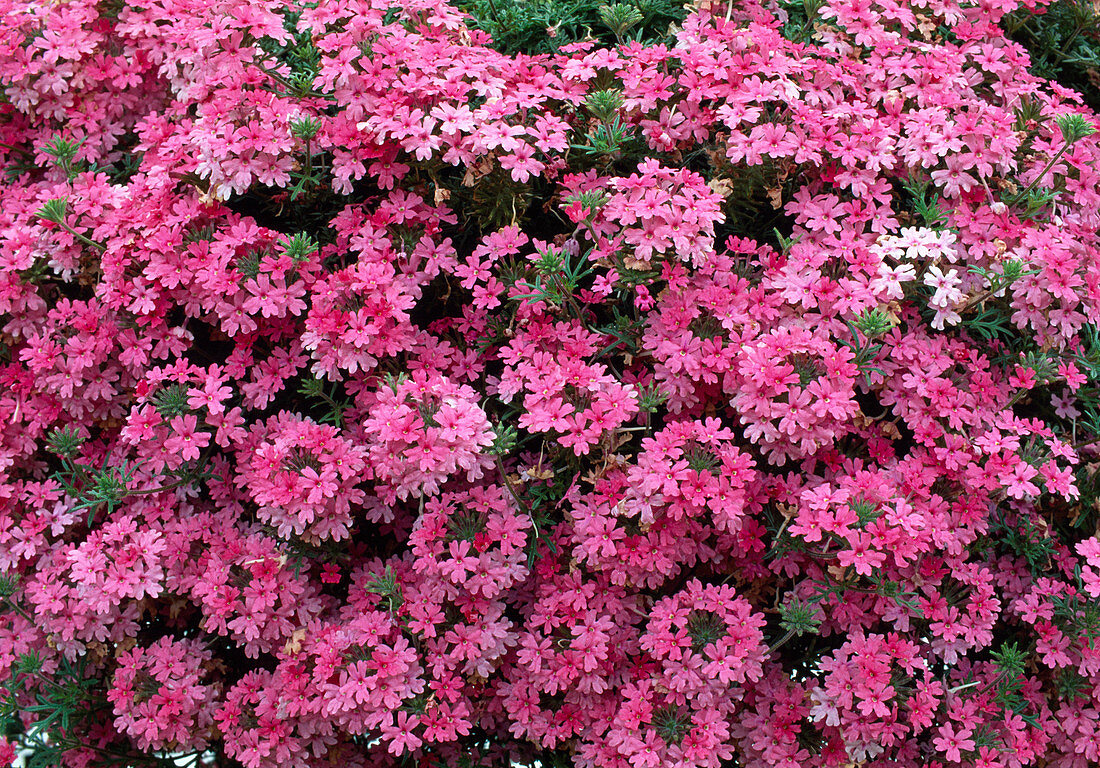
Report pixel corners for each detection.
[1,0,1100,767]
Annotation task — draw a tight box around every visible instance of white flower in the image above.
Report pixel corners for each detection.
[923,264,964,308]
[808,687,841,727]
[872,261,916,300]
[931,307,961,330]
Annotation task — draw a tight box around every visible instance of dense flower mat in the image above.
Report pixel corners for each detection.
[1,0,1100,766]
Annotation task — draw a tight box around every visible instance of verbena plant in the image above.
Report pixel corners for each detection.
[1004,0,1100,111]
[453,0,687,54]
[0,0,1099,767]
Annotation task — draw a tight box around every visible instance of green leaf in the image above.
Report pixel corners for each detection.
[45,426,84,459]
[153,383,192,418]
[1057,112,1097,144]
[35,197,68,225]
[280,232,319,264]
[779,596,822,637]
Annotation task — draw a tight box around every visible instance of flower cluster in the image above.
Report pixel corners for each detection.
[237,412,368,540]
[732,325,861,463]
[499,317,640,456]
[808,633,927,761]
[409,484,528,599]
[360,371,496,501]
[570,160,727,268]
[107,636,219,752]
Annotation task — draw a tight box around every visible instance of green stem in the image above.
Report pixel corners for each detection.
[59,222,106,252]
[1009,143,1072,208]
[2,599,36,625]
[495,454,529,515]
[485,0,501,24]
[124,476,196,497]
[1071,432,1100,452]
[766,627,797,656]
[0,142,33,157]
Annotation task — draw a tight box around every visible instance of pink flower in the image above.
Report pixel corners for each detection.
[164,414,210,462]
[837,531,886,576]
[934,722,975,762]
[381,711,423,754]
[109,637,219,752]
